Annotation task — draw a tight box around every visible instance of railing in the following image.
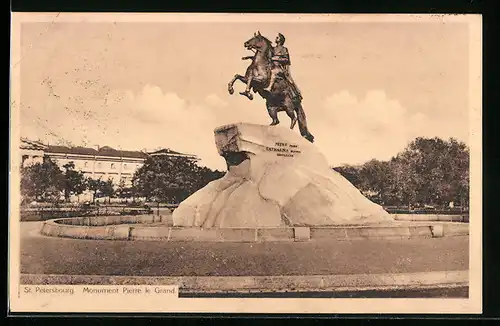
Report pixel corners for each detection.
[20,204,155,221]
[384,207,469,215]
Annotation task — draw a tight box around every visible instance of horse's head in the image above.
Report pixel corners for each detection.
[244,31,272,55]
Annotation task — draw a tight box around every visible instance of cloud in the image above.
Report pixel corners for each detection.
[309,90,465,167]
[20,86,468,171]
[103,86,231,169]
[204,94,228,108]
[21,85,240,170]
[133,86,188,124]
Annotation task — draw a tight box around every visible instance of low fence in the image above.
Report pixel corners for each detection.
[384,207,469,215]
[21,204,469,222]
[393,214,469,223]
[20,206,154,222]
[40,215,470,242]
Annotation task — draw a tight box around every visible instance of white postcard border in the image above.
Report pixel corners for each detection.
[9,12,483,314]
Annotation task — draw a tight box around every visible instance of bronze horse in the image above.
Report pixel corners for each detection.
[227,32,314,143]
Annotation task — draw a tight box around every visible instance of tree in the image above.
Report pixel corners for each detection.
[116,179,126,197]
[196,166,226,190]
[441,138,469,208]
[396,137,469,208]
[61,162,86,202]
[357,159,392,204]
[116,179,133,201]
[332,137,470,209]
[100,178,115,203]
[133,155,225,203]
[85,177,115,204]
[20,158,63,202]
[85,178,101,204]
[389,153,420,209]
[333,165,362,187]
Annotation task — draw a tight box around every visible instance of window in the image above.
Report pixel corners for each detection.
[123,163,128,170]
[84,161,88,168]
[97,162,102,168]
[111,163,115,169]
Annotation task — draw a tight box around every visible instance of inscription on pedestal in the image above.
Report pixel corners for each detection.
[265,142,302,158]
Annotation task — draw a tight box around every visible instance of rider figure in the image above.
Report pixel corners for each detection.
[264,33,302,100]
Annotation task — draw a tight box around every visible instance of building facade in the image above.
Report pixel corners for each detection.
[44,145,147,187]
[20,138,199,189]
[20,138,45,167]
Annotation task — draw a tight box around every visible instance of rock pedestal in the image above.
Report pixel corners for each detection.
[173,123,392,228]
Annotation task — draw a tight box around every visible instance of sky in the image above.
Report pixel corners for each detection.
[18,20,470,171]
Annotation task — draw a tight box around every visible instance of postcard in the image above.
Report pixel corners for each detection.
[9,13,482,314]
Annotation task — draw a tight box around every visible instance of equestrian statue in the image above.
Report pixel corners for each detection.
[227,31,314,143]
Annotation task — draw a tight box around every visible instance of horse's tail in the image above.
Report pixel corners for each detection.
[294,102,314,143]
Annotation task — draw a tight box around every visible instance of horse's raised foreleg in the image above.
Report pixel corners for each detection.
[228,74,246,95]
[239,75,254,100]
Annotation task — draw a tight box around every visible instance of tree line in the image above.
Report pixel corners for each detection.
[131,155,225,203]
[20,160,115,204]
[20,136,469,208]
[20,155,225,205]
[333,137,469,209]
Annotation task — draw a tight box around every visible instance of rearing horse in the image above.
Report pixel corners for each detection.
[227,32,315,143]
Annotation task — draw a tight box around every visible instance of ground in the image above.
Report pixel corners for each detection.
[20,221,468,276]
[19,221,469,297]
